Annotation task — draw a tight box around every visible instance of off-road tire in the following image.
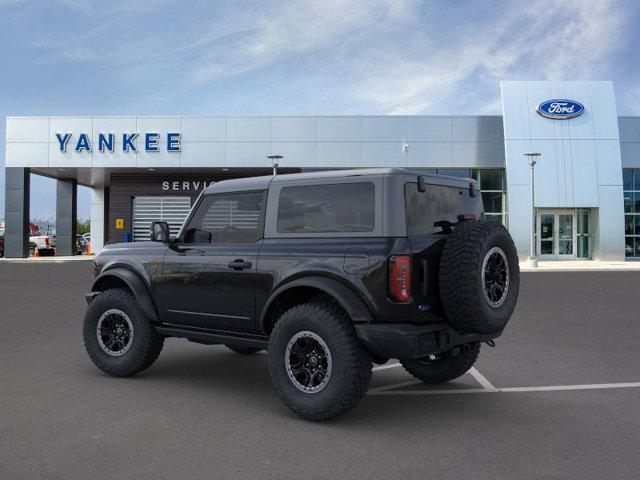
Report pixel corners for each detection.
[439,220,519,334]
[401,342,480,384]
[226,345,263,355]
[83,288,164,377]
[268,298,372,421]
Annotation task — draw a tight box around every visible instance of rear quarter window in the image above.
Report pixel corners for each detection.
[277,182,375,233]
[405,182,483,235]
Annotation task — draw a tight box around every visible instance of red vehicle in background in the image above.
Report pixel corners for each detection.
[0,223,61,257]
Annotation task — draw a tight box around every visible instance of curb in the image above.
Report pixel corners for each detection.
[0,256,94,264]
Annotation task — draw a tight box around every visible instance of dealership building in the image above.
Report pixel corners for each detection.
[3,80,640,260]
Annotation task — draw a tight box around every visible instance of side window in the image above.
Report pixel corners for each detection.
[277,182,375,234]
[183,192,264,244]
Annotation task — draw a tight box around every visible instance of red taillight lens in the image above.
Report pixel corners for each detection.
[45,237,50,246]
[389,255,411,302]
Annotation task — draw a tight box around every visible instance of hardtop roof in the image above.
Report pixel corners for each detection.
[204,168,473,194]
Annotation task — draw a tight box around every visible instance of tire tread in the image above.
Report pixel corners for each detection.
[83,288,164,377]
[268,298,372,421]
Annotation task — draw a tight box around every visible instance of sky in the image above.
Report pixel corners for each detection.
[1,0,639,220]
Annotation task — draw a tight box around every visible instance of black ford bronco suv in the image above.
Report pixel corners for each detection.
[83,169,519,421]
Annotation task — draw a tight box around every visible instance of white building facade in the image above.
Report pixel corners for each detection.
[3,80,640,260]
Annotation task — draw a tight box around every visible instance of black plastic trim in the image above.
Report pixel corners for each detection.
[156,325,269,349]
[91,268,159,323]
[260,276,374,334]
[355,322,502,360]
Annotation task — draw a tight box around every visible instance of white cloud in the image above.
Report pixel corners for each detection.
[348,0,628,113]
[10,0,633,114]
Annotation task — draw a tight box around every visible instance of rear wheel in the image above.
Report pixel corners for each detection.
[401,342,480,384]
[268,299,372,421]
[226,345,263,355]
[83,288,164,377]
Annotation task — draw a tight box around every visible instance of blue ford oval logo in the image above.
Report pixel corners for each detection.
[536,99,584,120]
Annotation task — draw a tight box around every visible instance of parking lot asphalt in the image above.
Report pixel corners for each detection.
[1,262,639,480]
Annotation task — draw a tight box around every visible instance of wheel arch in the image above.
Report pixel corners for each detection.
[259,276,373,335]
[92,267,159,323]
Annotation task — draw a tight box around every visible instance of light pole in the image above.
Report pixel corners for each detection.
[525,152,541,267]
[267,154,283,176]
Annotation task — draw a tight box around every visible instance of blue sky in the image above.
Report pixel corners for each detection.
[1,0,639,219]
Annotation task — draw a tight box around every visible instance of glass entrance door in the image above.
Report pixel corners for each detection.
[539,213,555,256]
[537,211,577,260]
[557,213,574,257]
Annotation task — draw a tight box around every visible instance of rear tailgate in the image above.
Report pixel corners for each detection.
[404,177,484,320]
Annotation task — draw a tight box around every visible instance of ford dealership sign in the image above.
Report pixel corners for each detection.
[536,99,584,120]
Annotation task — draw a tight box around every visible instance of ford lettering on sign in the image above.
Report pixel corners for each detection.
[536,99,584,120]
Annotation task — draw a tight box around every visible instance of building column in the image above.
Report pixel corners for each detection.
[55,179,77,256]
[4,168,30,258]
[596,186,625,261]
[90,187,105,253]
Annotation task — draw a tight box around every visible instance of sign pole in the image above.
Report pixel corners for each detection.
[525,152,541,267]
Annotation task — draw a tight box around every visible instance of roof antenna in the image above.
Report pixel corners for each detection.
[267,154,283,176]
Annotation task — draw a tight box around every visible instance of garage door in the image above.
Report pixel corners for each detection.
[132,196,191,241]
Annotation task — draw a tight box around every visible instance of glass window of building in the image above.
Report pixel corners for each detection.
[471,169,506,224]
[623,169,640,259]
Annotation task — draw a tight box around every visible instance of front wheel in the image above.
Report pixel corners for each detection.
[83,288,164,377]
[400,342,480,384]
[268,299,372,421]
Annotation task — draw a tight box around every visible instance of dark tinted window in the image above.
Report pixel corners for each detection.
[277,183,375,233]
[184,192,263,244]
[405,182,483,235]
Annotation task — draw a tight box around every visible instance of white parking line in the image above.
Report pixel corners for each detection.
[468,367,497,391]
[498,382,640,393]
[368,380,422,394]
[372,362,402,372]
[368,382,640,396]
[371,363,497,391]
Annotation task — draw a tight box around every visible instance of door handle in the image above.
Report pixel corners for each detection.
[228,259,252,270]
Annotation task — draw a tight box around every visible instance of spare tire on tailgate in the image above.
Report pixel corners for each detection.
[439,220,519,334]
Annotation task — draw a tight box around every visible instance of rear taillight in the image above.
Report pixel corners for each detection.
[389,255,411,302]
[45,237,49,246]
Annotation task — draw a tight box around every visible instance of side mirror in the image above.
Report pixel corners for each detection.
[150,221,170,242]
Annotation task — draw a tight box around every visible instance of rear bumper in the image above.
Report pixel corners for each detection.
[354,322,502,360]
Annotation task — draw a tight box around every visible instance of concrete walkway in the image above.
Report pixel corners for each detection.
[520,260,640,272]
[1,255,639,271]
[0,255,94,263]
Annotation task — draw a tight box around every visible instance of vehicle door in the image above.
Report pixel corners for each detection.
[161,190,266,333]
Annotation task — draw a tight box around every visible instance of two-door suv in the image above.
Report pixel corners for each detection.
[84,169,519,421]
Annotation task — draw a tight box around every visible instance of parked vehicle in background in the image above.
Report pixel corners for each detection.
[76,235,88,255]
[83,169,520,421]
[82,233,91,244]
[29,223,55,256]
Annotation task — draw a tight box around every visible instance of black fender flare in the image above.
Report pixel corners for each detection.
[91,268,159,323]
[259,276,373,334]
